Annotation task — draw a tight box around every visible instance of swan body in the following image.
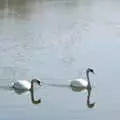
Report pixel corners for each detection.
[12,80,31,90]
[70,78,88,88]
[12,79,40,90]
[70,68,94,89]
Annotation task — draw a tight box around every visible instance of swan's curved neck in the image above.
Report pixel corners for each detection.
[86,70,91,89]
[31,80,34,89]
[86,69,95,108]
[30,88,41,104]
[30,80,41,104]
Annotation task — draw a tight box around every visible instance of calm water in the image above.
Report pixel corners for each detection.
[0,0,120,119]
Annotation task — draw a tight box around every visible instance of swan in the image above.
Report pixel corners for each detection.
[11,78,41,90]
[70,68,94,89]
[70,68,95,108]
[0,79,41,104]
[11,78,41,104]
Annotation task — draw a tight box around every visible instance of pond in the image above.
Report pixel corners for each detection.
[0,0,120,119]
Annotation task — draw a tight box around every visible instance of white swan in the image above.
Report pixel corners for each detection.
[70,68,95,108]
[70,68,94,89]
[12,78,40,90]
[11,78,41,104]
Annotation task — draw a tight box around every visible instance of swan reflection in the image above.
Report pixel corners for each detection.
[44,83,95,108]
[71,86,95,108]
[0,84,41,105]
[42,83,95,108]
[13,88,41,104]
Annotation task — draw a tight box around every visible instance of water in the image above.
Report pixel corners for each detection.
[0,0,120,119]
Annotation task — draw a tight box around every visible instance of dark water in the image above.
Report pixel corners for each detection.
[0,0,120,119]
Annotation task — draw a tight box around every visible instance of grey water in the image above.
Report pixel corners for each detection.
[0,0,120,119]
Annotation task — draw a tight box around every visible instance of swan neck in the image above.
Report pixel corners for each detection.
[30,80,41,104]
[86,70,95,108]
[31,80,35,89]
[86,70,91,89]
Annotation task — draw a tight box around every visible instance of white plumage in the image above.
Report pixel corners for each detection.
[12,79,40,90]
[12,80,31,90]
[70,78,88,88]
[70,68,94,89]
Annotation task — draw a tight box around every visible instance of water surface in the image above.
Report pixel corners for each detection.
[0,0,120,119]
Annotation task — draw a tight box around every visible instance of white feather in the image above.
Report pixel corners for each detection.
[70,78,88,88]
[12,80,31,90]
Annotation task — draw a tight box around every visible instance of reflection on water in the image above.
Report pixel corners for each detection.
[87,88,95,108]
[40,81,95,108]
[0,0,120,119]
[0,85,41,105]
[0,80,95,108]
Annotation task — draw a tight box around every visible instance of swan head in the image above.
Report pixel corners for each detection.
[87,68,95,74]
[31,79,41,85]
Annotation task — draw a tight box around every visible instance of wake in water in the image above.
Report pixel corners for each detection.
[0,84,41,104]
[40,81,87,92]
[40,81,70,88]
[0,84,29,95]
[0,85,13,91]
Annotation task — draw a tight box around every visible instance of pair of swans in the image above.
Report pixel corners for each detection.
[12,68,95,108]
